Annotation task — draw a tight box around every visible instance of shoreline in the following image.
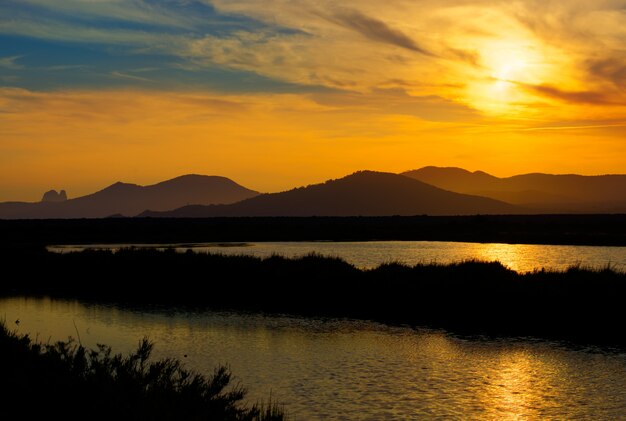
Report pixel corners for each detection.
[0,321,286,420]
[3,248,625,348]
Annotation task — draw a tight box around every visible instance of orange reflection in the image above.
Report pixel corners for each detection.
[474,243,527,273]
[474,349,565,419]
[471,242,563,273]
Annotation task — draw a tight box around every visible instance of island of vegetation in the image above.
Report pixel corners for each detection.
[2,246,625,347]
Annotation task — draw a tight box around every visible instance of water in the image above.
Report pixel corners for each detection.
[48,241,626,273]
[3,296,626,419]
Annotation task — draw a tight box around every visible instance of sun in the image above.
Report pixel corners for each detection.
[492,56,528,91]
[464,39,548,117]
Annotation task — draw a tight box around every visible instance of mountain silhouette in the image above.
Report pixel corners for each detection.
[140,171,520,217]
[403,166,626,213]
[41,190,67,202]
[0,175,258,219]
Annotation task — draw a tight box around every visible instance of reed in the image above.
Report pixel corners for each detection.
[0,321,286,420]
[2,247,625,346]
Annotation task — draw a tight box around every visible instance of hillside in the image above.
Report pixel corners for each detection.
[141,171,520,217]
[403,167,626,212]
[0,175,259,219]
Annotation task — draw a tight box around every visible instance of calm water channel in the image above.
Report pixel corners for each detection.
[49,240,626,273]
[2,297,626,419]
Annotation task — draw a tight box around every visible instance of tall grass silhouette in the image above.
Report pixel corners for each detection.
[0,321,285,420]
[2,247,626,345]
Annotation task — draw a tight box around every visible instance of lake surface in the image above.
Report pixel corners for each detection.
[3,296,626,419]
[49,240,626,273]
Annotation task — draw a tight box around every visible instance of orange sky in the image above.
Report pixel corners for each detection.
[1,1,626,201]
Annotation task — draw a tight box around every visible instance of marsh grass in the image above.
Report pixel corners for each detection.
[0,321,285,420]
[2,247,626,345]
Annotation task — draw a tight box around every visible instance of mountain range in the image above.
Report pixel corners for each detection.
[1,167,624,219]
[139,171,519,217]
[0,175,258,219]
[404,167,626,213]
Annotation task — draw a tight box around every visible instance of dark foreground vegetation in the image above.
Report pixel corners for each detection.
[2,214,626,246]
[2,247,626,347]
[0,322,284,420]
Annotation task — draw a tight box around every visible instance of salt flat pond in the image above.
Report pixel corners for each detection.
[49,240,626,273]
[3,297,626,419]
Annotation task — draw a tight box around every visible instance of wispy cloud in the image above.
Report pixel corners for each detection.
[523,83,620,106]
[0,75,20,83]
[44,64,89,71]
[520,123,626,132]
[110,71,154,83]
[0,55,24,69]
[323,8,433,56]
[0,18,184,48]
[2,0,626,121]
[9,0,204,29]
[585,57,626,89]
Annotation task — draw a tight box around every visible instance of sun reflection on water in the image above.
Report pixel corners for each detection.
[473,243,533,273]
[3,297,626,419]
[476,350,551,419]
[47,241,626,273]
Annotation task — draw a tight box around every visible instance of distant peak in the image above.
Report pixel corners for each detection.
[101,181,139,192]
[471,170,497,178]
[403,166,498,179]
[349,170,379,176]
[171,174,211,179]
[426,166,470,173]
[151,174,245,188]
[41,189,67,202]
[404,166,472,174]
[344,170,396,179]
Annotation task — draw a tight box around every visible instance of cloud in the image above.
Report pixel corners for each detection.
[9,0,204,29]
[523,83,619,105]
[4,0,626,121]
[110,71,154,83]
[0,18,184,49]
[0,1,502,96]
[308,87,479,122]
[0,55,24,69]
[0,75,20,83]
[42,64,90,71]
[445,48,480,67]
[520,122,626,132]
[586,57,626,89]
[324,8,433,56]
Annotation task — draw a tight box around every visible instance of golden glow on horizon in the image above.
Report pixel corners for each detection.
[1,87,626,201]
[2,1,626,201]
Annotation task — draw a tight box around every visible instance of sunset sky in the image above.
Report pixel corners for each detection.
[1,0,626,201]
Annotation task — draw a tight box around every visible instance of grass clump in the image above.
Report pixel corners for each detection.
[0,322,285,420]
[3,247,626,346]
